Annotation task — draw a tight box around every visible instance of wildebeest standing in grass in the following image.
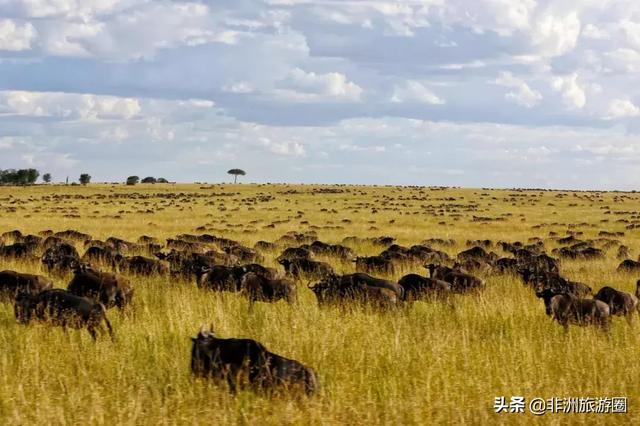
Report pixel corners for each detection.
[546,293,610,331]
[191,327,318,395]
[594,285,640,320]
[67,264,133,309]
[14,289,114,340]
[240,273,297,304]
[0,270,53,300]
[278,258,335,280]
[309,273,402,308]
[398,274,451,301]
[42,242,80,275]
[425,264,485,294]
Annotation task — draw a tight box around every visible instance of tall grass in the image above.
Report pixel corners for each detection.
[0,184,638,424]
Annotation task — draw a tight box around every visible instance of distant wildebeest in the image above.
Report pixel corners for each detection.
[0,270,53,300]
[191,327,318,394]
[278,258,334,279]
[15,289,114,340]
[544,293,610,331]
[67,264,133,309]
[240,273,297,304]
[425,264,485,293]
[594,285,640,319]
[195,265,273,292]
[398,273,451,301]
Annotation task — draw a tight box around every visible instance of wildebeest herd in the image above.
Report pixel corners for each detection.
[2,214,640,396]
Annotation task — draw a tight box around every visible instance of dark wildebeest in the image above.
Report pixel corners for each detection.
[546,293,610,331]
[594,285,640,319]
[425,264,485,293]
[67,264,133,309]
[617,259,640,272]
[114,255,169,276]
[42,243,80,274]
[196,265,241,291]
[308,240,356,260]
[240,273,297,304]
[309,273,402,307]
[277,247,313,262]
[154,250,217,280]
[524,271,592,298]
[278,258,334,280]
[398,274,451,301]
[82,246,119,268]
[0,243,35,260]
[191,327,318,394]
[0,270,53,300]
[14,289,114,340]
[353,256,396,274]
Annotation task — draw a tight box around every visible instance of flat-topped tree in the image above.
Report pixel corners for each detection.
[79,174,91,185]
[227,168,246,184]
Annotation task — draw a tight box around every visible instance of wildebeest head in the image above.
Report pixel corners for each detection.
[535,287,560,316]
[278,258,291,268]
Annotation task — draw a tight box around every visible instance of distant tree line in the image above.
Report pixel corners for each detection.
[0,168,40,185]
[126,176,168,185]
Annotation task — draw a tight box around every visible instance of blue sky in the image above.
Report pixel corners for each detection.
[1,0,640,189]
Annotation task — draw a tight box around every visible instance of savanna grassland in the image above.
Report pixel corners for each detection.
[1,183,639,425]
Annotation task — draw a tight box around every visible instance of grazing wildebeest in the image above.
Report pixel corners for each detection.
[42,243,80,274]
[196,265,241,291]
[524,271,592,298]
[114,255,169,276]
[546,293,610,331]
[240,273,297,304]
[191,327,318,394]
[308,241,356,260]
[0,270,53,300]
[278,258,334,279]
[67,264,133,309]
[82,246,119,268]
[0,243,35,260]
[425,264,485,293]
[594,286,640,319]
[617,259,640,272]
[398,274,451,301]
[456,246,498,263]
[309,273,402,307]
[14,289,114,340]
[353,256,396,274]
[277,247,313,262]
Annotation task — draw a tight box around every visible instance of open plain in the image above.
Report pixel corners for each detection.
[1,183,639,425]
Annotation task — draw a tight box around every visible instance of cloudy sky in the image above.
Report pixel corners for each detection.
[1,0,640,189]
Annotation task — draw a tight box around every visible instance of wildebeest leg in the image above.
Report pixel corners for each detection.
[88,326,98,341]
[104,316,115,342]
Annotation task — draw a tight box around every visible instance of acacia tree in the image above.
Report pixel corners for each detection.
[43,173,52,183]
[227,168,246,184]
[79,174,91,185]
[126,176,140,185]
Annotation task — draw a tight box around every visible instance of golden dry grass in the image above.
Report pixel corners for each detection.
[0,183,639,425]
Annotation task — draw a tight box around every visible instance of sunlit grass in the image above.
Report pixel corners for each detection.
[0,184,639,424]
